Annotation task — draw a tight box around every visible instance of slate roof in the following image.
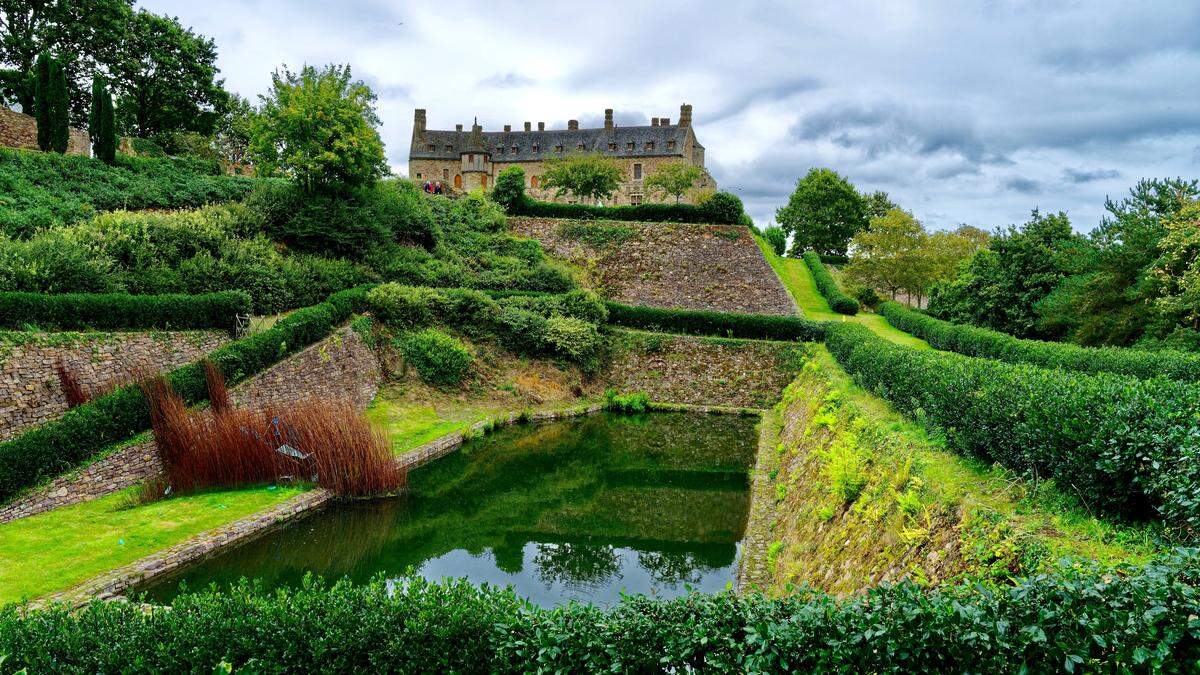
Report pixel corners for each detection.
[410,124,696,162]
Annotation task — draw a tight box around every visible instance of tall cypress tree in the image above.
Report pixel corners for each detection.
[34,53,53,151]
[48,59,70,153]
[89,74,117,163]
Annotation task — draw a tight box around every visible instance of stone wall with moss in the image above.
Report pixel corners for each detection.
[510,217,797,315]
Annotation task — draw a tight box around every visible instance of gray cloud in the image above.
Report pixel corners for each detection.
[1004,177,1043,195]
[1063,167,1121,184]
[477,72,534,89]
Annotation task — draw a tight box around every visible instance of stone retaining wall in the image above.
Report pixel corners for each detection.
[0,327,380,524]
[0,107,91,155]
[737,409,783,593]
[510,217,797,315]
[0,330,229,442]
[607,330,803,408]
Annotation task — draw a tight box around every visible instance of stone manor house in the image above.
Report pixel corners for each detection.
[408,104,716,205]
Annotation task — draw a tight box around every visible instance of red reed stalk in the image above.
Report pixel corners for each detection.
[55,359,88,408]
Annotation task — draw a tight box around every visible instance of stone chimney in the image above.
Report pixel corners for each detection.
[604,109,613,129]
[455,123,463,132]
[651,117,659,127]
[413,108,426,133]
[524,121,531,131]
[568,119,579,130]
[661,117,670,126]
[679,103,692,128]
[503,124,511,132]
[538,122,545,131]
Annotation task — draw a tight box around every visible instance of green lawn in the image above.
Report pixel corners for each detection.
[366,396,494,456]
[0,484,306,604]
[755,237,929,349]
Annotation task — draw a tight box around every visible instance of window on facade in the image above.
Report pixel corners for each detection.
[497,147,504,155]
[626,141,635,151]
[633,163,642,180]
[577,142,585,150]
[630,193,643,205]
[443,168,449,180]
[426,144,435,151]
[445,144,453,152]
[555,145,563,152]
[533,143,540,152]
[511,145,518,153]
[667,140,676,150]
[645,141,655,150]
[607,142,616,151]
[468,154,474,163]
[416,172,422,179]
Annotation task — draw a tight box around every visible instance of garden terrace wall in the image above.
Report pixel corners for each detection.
[509,217,797,315]
[607,330,804,408]
[0,107,89,155]
[0,325,381,523]
[0,330,228,442]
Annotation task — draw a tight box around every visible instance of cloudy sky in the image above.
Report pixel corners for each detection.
[142,0,1200,232]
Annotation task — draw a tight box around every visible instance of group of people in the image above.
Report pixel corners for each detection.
[422,181,446,194]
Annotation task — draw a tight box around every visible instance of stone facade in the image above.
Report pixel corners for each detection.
[511,217,798,315]
[0,107,90,155]
[0,327,381,524]
[408,105,716,205]
[607,331,803,409]
[0,331,229,442]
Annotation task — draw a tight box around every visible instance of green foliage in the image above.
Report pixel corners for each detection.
[802,251,859,314]
[512,196,747,225]
[34,52,69,152]
[700,191,745,225]
[604,301,826,341]
[0,291,248,332]
[490,166,527,212]
[763,226,786,256]
[246,179,437,256]
[544,316,602,364]
[88,74,116,164]
[0,147,258,238]
[366,283,439,327]
[928,210,1081,339]
[605,390,649,412]
[0,286,371,503]
[3,557,1200,671]
[540,153,623,203]
[823,427,868,503]
[643,161,703,202]
[249,64,386,194]
[824,321,1200,532]
[853,285,880,309]
[879,300,1200,382]
[557,221,633,247]
[776,167,868,256]
[399,328,473,385]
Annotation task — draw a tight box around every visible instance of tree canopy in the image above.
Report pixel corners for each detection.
[540,153,623,204]
[775,168,868,257]
[643,161,702,202]
[249,64,387,194]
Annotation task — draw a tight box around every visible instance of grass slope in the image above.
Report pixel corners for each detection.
[754,236,928,348]
[0,484,306,604]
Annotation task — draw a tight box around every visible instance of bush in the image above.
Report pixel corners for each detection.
[0,286,371,503]
[0,148,260,238]
[491,166,528,212]
[604,302,826,342]
[0,291,249,332]
[824,321,1200,532]
[491,307,550,354]
[699,191,744,224]
[544,316,602,368]
[506,190,747,225]
[803,251,859,314]
[853,285,880,310]
[366,283,438,327]
[399,328,473,385]
[763,226,786,256]
[878,301,1200,382]
[605,390,649,413]
[3,554,1200,672]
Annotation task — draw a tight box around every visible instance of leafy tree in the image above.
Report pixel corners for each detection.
[491,166,527,212]
[212,93,256,170]
[864,190,899,219]
[845,208,927,302]
[110,10,229,141]
[33,52,68,152]
[249,63,387,194]
[0,0,133,124]
[88,73,116,163]
[643,161,702,202]
[776,168,868,257]
[1150,199,1200,337]
[928,210,1080,338]
[540,153,623,204]
[33,52,53,150]
[763,226,786,256]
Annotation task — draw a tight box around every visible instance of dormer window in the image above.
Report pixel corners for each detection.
[511,145,518,153]
[533,143,540,152]
[626,141,635,151]
[555,145,564,153]
[645,141,655,150]
[577,142,585,150]
[497,147,504,155]
[426,144,435,151]
[667,140,676,150]
[608,142,616,151]
[445,144,453,152]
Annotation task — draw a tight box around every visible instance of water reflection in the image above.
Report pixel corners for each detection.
[140,412,757,606]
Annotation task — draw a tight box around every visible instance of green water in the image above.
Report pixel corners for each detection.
[139,411,759,607]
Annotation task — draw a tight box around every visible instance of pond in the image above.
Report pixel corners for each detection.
[139,411,759,607]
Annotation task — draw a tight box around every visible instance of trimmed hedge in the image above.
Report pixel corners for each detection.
[605,302,826,342]
[879,301,1200,382]
[511,194,746,225]
[0,286,371,503]
[825,322,1200,532]
[802,251,859,314]
[4,552,1200,672]
[0,291,251,333]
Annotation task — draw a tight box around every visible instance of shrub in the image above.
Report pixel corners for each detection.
[824,321,1200,532]
[803,251,859,314]
[491,166,528,212]
[492,307,550,354]
[544,316,602,365]
[763,226,786,256]
[399,328,474,385]
[853,285,881,310]
[365,283,438,327]
[0,291,250,332]
[878,301,1200,382]
[605,390,649,413]
[699,191,745,224]
[604,302,826,342]
[3,553,1200,672]
[506,191,747,225]
[0,286,371,503]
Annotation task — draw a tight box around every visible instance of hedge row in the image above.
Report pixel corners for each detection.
[879,301,1200,382]
[802,251,859,314]
[5,552,1200,672]
[0,291,251,333]
[511,195,745,225]
[0,286,371,503]
[825,322,1200,532]
[605,301,826,342]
